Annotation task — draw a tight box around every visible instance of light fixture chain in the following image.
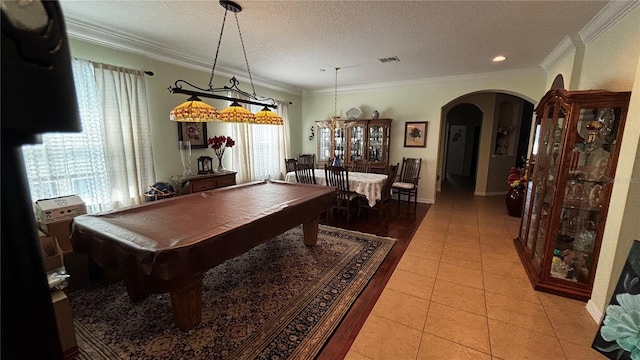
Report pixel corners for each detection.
[235,12,257,97]
[334,67,339,118]
[208,8,230,89]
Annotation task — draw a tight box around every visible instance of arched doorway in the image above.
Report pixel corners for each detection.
[437,92,535,196]
[443,103,483,192]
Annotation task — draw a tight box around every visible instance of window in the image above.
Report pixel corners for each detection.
[249,104,283,180]
[21,59,155,213]
[22,59,112,213]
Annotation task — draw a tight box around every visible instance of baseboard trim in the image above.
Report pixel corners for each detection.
[417,198,435,204]
[586,299,603,324]
[474,191,507,196]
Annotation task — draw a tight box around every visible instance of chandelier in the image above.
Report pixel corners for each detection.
[168,0,283,125]
[318,67,354,131]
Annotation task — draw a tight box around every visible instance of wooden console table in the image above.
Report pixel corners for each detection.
[186,171,236,193]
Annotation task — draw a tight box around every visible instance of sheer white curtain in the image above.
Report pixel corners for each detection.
[230,92,291,183]
[21,59,155,212]
[22,59,112,213]
[275,99,291,178]
[93,63,155,207]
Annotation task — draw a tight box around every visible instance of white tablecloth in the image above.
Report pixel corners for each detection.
[285,170,387,207]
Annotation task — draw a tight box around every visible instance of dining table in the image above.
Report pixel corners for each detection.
[285,170,387,207]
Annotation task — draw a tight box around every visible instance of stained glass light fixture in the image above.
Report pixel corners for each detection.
[168,0,283,125]
[169,95,219,122]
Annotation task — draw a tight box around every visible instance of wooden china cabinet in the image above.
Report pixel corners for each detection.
[514,89,631,301]
[316,118,392,172]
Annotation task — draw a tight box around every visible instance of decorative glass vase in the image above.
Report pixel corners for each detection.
[506,186,524,217]
[179,141,193,177]
[216,156,225,172]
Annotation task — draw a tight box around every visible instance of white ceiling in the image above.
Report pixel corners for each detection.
[59,0,618,94]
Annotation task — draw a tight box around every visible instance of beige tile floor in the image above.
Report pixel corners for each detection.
[346,190,604,360]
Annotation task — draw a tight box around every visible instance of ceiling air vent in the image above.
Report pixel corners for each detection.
[378,56,400,63]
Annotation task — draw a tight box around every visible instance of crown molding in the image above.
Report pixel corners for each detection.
[304,67,544,96]
[540,1,638,72]
[539,36,577,73]
[579,0,639,44]
[65,18,302,96]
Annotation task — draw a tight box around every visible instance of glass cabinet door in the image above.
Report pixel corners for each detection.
[334,127,345,162]
[368,124,385,164]
[525,99,567,270]
[550,106,622,284]
[317,126,331,163]
[519,122,540,247]
[347,124,365,162]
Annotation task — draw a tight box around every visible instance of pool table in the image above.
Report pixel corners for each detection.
[70,180,337,330]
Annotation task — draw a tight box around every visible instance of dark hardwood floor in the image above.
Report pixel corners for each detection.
[317,199,431,360]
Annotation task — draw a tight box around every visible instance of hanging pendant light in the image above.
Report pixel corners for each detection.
[318,67,354,130]
[255,106,284,125]
[218,101,256,123]
[170,95,220,122]
[167,0,283,124]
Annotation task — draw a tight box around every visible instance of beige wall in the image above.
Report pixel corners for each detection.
[584,6,640,318]
[545,48,578,91]
[578,7,640,92]
[302,70,546,203]
[68,39,303,184]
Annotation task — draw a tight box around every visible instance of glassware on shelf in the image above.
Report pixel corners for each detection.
[589,184,604,208]
[575,220,596,252]
[597,108,615,140]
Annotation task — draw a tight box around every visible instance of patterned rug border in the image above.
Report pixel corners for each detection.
[72,224,396,360]
[291,226,395,359]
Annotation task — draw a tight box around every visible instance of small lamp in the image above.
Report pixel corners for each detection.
[197,156,213,174]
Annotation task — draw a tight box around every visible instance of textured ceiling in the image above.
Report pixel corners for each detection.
[59,0,614,93]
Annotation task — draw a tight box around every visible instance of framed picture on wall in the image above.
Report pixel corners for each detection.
[404,121,427,147]
[177,122,208,148]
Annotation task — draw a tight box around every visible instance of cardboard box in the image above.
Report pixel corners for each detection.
[35,195,86,224]
[39,217,95,292]
[38,219,74,254]
[51,290,79,359]
[39,236,64,273]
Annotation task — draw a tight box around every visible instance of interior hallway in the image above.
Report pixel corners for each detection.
[345,175,603,360]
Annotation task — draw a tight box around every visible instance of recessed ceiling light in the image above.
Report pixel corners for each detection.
[493,55,507,62]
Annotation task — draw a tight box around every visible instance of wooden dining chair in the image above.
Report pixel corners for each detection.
[324,164,360,223]
[365,163,399,221]
[294,163,317,184]
[351,159,370,173]
[298,153,316,168]
[392,157,422,211]
[285,158,298,173]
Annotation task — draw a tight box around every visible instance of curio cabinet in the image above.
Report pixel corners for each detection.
[514,89,631,301]
[316,118,392,172]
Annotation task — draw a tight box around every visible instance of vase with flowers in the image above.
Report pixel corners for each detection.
[208,135,235,172]
[506,159,529,217]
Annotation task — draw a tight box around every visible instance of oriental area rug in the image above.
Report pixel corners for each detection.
[70,225,395,360]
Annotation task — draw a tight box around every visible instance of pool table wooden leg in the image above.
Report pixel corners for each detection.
[303,217,320,246]
[170,275,203,331]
